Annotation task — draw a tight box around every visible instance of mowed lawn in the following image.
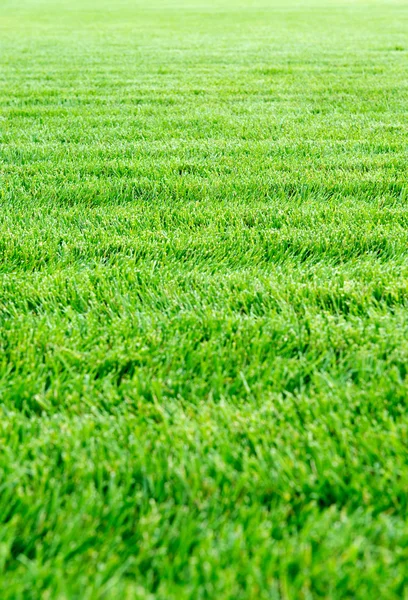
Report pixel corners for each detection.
[1,0,408,597]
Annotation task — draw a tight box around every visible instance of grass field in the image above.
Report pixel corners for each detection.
[1,0,408,597]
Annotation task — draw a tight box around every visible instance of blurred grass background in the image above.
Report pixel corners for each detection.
[1,0,408,597]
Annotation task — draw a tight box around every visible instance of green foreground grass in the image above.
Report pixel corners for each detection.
[1,0,408,597]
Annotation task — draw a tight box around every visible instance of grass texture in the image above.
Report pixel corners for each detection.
[1,0,408,597]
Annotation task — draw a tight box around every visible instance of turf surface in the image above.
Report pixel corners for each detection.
[1,0,408,597]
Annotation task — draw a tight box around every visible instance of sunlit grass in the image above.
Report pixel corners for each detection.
[1,0,408,597]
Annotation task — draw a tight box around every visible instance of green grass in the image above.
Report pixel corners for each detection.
[1,0,408,597]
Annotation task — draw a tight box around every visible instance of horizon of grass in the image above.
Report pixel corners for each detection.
[1,0,408,597]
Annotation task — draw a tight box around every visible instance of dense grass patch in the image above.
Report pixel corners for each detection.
[1,0,408,597]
